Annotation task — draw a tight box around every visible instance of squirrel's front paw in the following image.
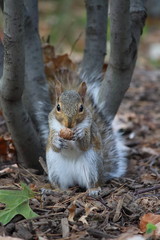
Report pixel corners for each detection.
[73,128,85,141]
[53,136,68,150]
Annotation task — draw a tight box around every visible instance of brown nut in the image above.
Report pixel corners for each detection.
[59,128,73,140]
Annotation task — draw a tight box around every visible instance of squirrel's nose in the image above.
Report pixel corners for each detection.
[67,118,72,128]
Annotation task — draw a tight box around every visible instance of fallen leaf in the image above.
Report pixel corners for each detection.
[43,43,76,79]
[0,182,38,225]
[78,203,97,225]
[141,147,159,156]
[0,136,8,155]
[85,204,97,216]
[68,201,76,222]
[79,215,88,225]
[139,213,160,232]
[146,223,157,233]
[0,134,16,160]
[140,173,157,184]
[0,164,18,174]
[42,43,55,63]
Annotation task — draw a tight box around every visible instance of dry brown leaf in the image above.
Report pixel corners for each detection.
[79,215,88,225]
[140,173,157,184]
[141,147,159,156]
[0,136,8,155]
[139,213,160,232]
[0,134,16,161]
[68,200,76,222]
[42,43,55,63]
[43,43,76,79]
[53,54,75,71]
[0,164,18,174]
[44,61,55,78]
[85,204,97,216]
[78,203,98,225]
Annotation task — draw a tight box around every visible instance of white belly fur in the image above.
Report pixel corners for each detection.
[46,142,98,189]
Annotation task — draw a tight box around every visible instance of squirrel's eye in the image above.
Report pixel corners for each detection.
[79,105,83,112]
[57,104,61,112]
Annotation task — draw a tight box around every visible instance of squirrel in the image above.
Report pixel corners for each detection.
[46,71,127,195]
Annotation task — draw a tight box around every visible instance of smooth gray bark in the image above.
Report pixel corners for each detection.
[0,0,3,10]
[99,0,146,119]
[23,0,51,146]
[147,0,160,17]
[0,1,3,79]
[0,0,43,170]
[81,0,108,75]
[0,41,3,78]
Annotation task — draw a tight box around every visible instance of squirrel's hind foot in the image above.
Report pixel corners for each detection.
[88,186,101,196]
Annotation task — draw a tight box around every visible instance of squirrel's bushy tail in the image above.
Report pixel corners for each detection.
[80,70,128,179]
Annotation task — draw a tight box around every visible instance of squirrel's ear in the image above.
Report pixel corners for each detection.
[55,80,63,99]
[78,82,87,102]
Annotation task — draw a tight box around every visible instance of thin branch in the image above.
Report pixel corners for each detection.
[81,0,108,76]
[0,0,43,170]
[135,185,160,195]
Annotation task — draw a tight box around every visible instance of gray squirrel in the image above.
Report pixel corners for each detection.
[45,71,127,195]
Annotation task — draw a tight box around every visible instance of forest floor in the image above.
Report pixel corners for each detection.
[0,64,160,240]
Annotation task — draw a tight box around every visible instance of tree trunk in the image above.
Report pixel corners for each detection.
[98,0,147,119]
[0,41,3,79]
[0,1,4,79]
[0,0,3,10]
[0,0,43,171]
[23,0,51,147]
[81,0,108,76]
[147,0,160,17]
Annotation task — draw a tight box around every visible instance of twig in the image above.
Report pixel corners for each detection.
[60,192,86,205]
[17,212,67,224]
[88,195,108,209]
[149,156,160,178]
[39,156,48,174]
[135,185,160,195]
[19,165,40,182]
[113,196,124,222]
[87,228,116,239]
[136,194,160,199]
[61,218,70,238]
[69,31,83,56]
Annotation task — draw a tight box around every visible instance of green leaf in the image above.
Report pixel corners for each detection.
[0,182,39,225]
[146,223,157,234]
